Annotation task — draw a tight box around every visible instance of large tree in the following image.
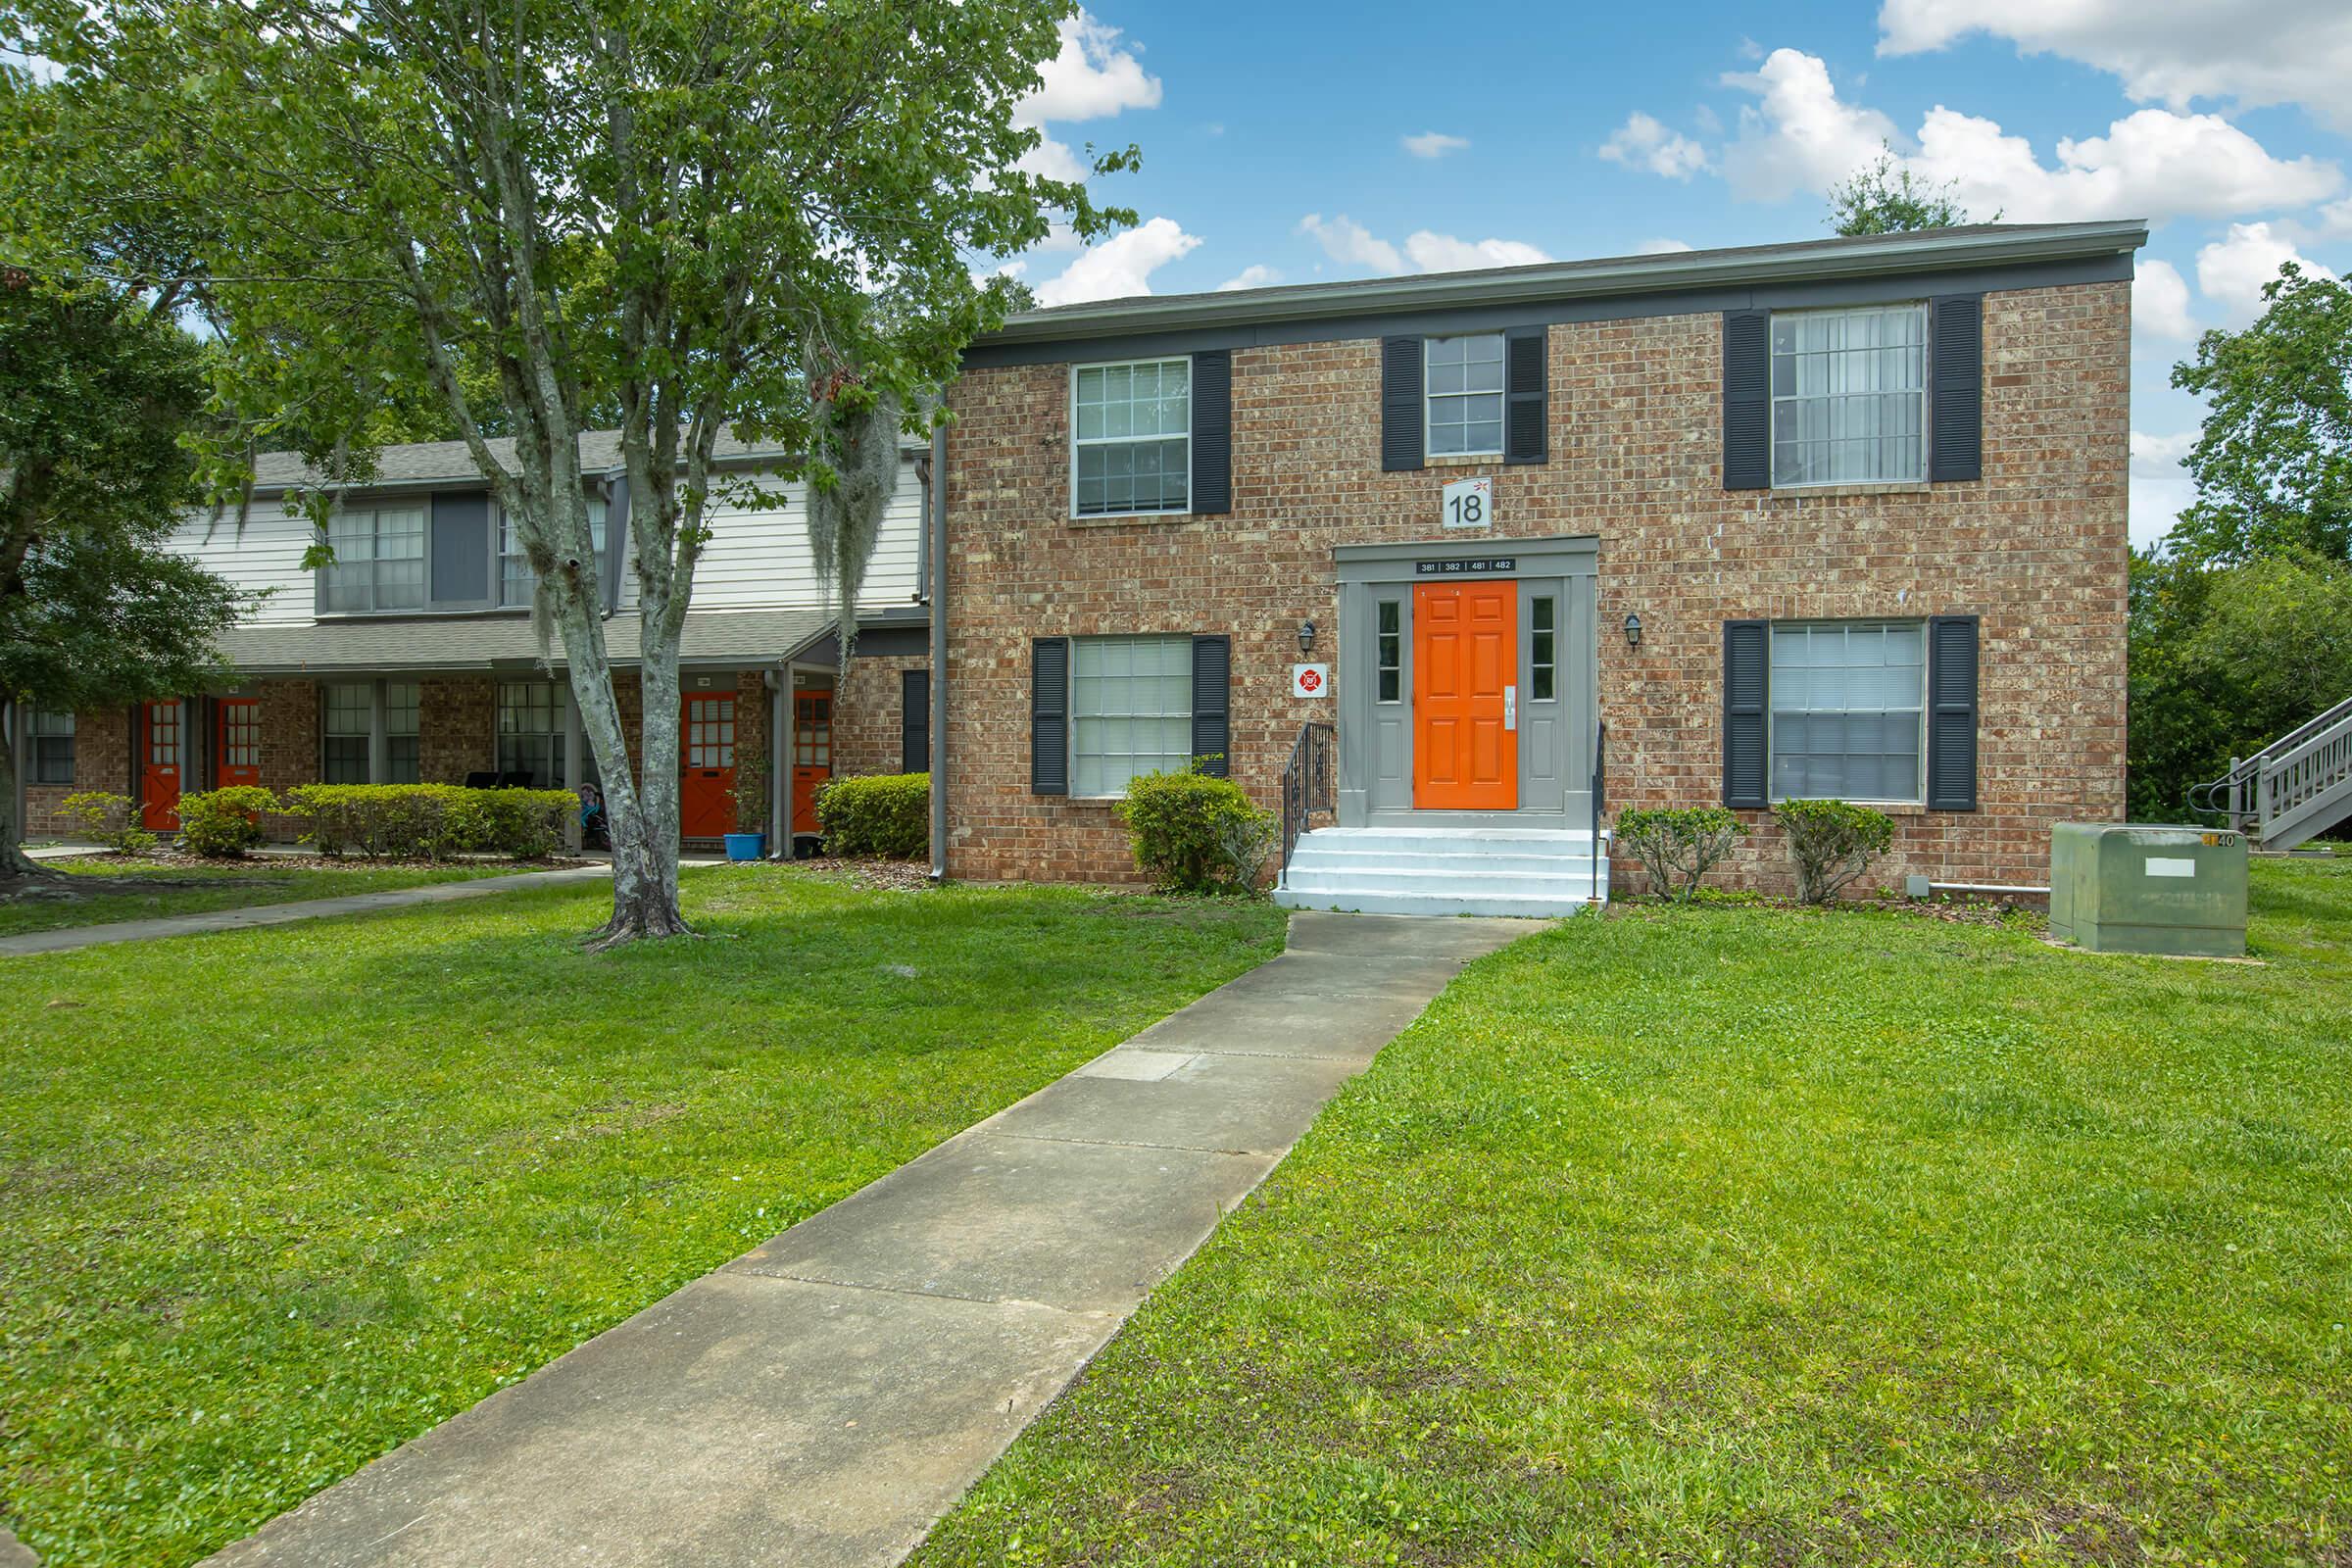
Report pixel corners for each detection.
[0,275,242,876]
[10,0,1126,943]
[2168,263,2352,566]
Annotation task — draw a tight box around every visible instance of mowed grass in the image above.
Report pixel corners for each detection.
[0,866,1285,1567]
[0,858,534,938]
[915,858,2352,1568]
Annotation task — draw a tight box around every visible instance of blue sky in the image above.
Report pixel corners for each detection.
[1004,0,2352,548]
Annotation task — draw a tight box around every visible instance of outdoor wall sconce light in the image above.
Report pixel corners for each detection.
[1624,612,1643,649]
[1298,620,1317,656]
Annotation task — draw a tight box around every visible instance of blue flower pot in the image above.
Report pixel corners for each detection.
[722,832,767,862]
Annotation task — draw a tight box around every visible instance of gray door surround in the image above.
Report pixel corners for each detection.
[1334,534,1598,830]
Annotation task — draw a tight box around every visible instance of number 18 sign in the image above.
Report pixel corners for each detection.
[1442,475,1493,530]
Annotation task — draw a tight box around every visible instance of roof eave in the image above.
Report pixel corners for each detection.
[979,220,2150,347]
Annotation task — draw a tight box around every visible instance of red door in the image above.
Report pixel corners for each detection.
[218,699,263,788]
[141,701,184,830]
[1413,580,1518,810]
[679,695,738,839]
[791,690,833,839]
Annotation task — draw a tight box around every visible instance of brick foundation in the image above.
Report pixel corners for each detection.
[941,280,2131,894]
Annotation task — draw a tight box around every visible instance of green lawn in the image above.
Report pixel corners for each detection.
[0,857,539,938]
[915,858,2352,1568]
[0,867,1285,1568]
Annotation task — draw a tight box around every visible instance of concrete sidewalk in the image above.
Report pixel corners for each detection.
[0,864,614,956]
[198,911,1534,1568]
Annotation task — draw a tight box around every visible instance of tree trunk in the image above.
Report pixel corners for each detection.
[0,722,54,880]
[553,598,690,950]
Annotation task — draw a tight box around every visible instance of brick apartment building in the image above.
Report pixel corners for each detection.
[934,221,2142,911]
[10,433,935,851]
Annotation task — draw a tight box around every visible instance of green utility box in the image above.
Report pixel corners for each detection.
[2049,823,2249,957]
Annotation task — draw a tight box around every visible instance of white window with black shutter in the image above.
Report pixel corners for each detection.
[1383,327,1548,471]
[1723,295,1981,491]
[1069,353,1232,518]
[1725,615,1978,810]
[1031,634,1231,798]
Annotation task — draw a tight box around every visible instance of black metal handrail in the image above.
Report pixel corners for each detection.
[1279,721,1337,888]
[1589,718,1606,905]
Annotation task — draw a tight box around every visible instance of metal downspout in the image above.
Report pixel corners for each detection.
[928,420,949,883]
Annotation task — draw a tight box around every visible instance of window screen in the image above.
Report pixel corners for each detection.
[1769,620,1927,803]
[1426,334,1505,457]
[321,507,427,612]
[1073,360,1191,516]
[1770,305,1928,486]
[1070,635,1194,798]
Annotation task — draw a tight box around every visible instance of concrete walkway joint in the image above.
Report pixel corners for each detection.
[196,910,1535,1568]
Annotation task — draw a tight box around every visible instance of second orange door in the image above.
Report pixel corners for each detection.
[679,695,738,839]
[1413,580,1518,810]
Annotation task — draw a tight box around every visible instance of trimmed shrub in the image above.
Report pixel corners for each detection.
[1773,798,1895,904]
[176,786,278,858]
[1119,768,1276,896]
[61,791,158,856]
[281,784,576,860]
[817,773,929,858]
[1615,806,1745,904]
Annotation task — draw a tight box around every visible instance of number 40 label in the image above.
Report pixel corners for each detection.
[1442,475,1493,529]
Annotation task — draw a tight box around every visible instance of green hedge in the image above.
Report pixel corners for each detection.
[1771,798,1895,904]
[175,786,278,858]
[1118,768,1276,895]
[1614,805,1746,904]
[60,791,158,856]
[282,783,577,860]
[815,773,929,858]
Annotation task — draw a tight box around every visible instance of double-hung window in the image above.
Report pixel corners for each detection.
[1769,620,1927,804]
[1770,305,1928,486]
[385,681,420,783]
[321,682,373,783]
[30,710,74,784]
[497,680,566,788]
[1070,635,1194,797]
[1425,333,1505,457]
[1072,359,1190,516]
[500,501,609,608]
[321,505,427,612]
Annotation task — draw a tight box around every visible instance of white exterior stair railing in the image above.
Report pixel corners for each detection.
[2191,696,2352,851]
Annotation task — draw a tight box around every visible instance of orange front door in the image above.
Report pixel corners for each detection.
[1412,580,1518,810]
[679,694,738,839]
[791,690,833,839]
[140,701,184,830]
[218,699,263,788]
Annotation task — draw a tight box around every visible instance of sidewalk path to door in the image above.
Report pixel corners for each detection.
[0,864,615,957]
[199,910,1537,1568]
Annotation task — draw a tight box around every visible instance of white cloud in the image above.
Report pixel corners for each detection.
[1217,265,1282,292]
[1403,232,1551,271]
[1598,112,1712,180]
[1298,213,1404,274]
[1402,131,1470,160]
[2195,221,2337,324]
[2133,259,2197,340]
[1878,0,2352,131]
[1908,104,2340,223]
[1718,50,1897,203]
[1298,215,1549,276]
[1034,217,1201,307]
[2130,428,2197,549]
[1637,237,1697,254]
[1702,48,2340,221]
[1016,12,1162,126]
[1015,135,1090,184]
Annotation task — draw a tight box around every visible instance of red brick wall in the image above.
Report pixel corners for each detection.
[941,280,2132,893]
[24,707,134,838]
[834,654,926,780]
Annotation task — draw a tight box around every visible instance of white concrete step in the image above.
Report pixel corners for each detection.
[1275,825,1609,918]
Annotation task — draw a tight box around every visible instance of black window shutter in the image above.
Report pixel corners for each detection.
[1724,619,1770,808]
[1927,615,1981,810]
[1030,638,1068,796]
[1722,310,1771,491]
[1504,325,1547,466]
[901,668,930,774]
[1380,335,1424,472]
[1929,294,1984,483]
[1192,350,1232,514]
[429,491,492,606]
[1191,635,1231,776]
